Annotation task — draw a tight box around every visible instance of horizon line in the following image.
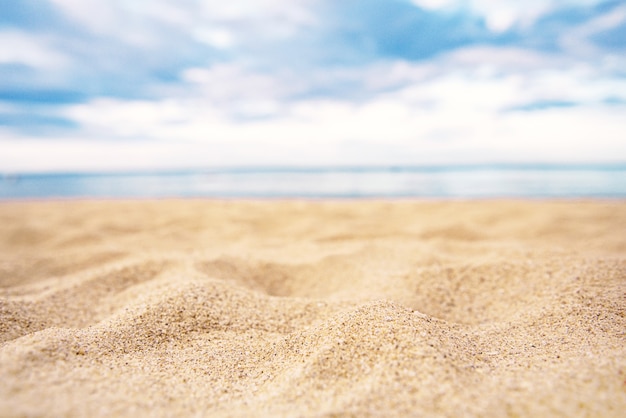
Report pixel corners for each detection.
[3,161,626,177]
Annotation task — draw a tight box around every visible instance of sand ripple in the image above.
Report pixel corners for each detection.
[0,200,625,417]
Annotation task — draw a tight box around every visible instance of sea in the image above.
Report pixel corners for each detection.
[1,164,625,199]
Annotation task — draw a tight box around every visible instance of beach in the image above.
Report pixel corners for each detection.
[1,199,624,417]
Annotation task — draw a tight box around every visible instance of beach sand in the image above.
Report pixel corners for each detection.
[1,200,624,417]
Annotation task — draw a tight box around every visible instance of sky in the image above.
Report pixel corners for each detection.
[1,0,625,172]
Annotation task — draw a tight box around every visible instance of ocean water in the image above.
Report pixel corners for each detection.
[1,165,625,199]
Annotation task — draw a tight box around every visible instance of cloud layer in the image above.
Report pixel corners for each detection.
[1,0,625,171]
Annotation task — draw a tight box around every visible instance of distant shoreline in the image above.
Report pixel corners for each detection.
[2,163,626,199]
[4,161,626,178]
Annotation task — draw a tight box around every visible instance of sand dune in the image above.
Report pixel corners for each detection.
[1,200,625,417]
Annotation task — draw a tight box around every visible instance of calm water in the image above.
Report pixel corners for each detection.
[1,165,625,199]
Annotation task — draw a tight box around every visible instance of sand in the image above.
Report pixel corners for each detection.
[0,199,624,417]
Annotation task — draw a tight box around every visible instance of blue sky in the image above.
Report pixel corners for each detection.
[1,0,625,172]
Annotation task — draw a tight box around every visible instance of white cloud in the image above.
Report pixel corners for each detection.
[2,95,624,173]
[179,63,306,118]
[0,30,69,69]
[440,46,567,73]
[48,0,118,32]
[181,64,296,101]
[61,98,219,139]
[48,0,319,46]
[193,28,236,49]
[196,0,318,27]
[5,57,622,172]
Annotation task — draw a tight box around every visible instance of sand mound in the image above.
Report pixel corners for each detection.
[0,200,624,417]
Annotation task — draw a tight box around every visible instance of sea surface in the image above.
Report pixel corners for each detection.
[1,164,626,199]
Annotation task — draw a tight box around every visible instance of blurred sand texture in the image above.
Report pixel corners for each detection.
[1,200,625,417]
